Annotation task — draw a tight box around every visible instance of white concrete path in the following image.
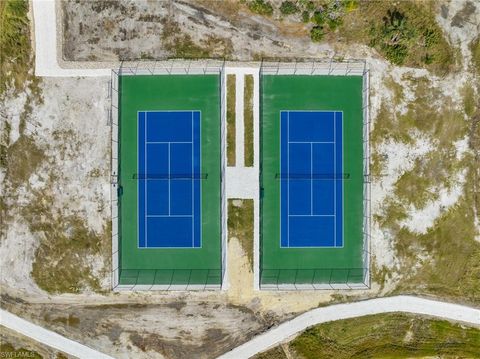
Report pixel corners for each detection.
[0,309,115,359]
[33,0,110,77]
[218,295,480,359]
[224,67,261,290]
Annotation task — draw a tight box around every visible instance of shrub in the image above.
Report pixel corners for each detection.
[312,9,326,25]
[369,9,413,65]
[327,14,343,31]
[301,10,310,23]
[310,25,324,42]
[248,0,274,16]
[299,0,315,12]
[280,1,299,15]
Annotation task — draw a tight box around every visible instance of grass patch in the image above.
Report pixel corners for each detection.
[371,74,480,303]
[161,19,232,59]
[227,74,236,166]
[461,83,476,117]
[0,342,42,359]
[228,199,254,271]
[471,36,480,74]
[244,74,254,167]
[253,346,288,359]
[24,188,111,293]
[280,1,299,16]
[0,0,31,95]
[5,135,46,187]
[393,180,480,303]
[329,1,455,74]
[262,313,480,358]
[248,0,274,16]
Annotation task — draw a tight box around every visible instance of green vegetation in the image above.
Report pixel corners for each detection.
[301,10,310,23]
[227,74,236,166]
[471,37,480,73]
[161,19,233,59]
[461,83,476,117]
[0,0,31,95]
[0,342,42,359]
[310,26,324,42]
[25,189,110,293]
[248,0,454,74]
[371,74,480,304]
[368,6,452,70]
[248,0,274,16]
[256,313,480,359]
[280,1,298,15]
[228,199,254,271]
[254,346,287,359]
[244,74,254,167]
[5,135,46,187]
[339,1,455,74]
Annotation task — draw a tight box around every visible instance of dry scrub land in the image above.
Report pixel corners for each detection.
[1,0,480,358]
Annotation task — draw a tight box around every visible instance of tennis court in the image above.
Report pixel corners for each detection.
[260,75,366,287]
[280,111,343,248]
[137,111,201,248]
[117,74,222,288]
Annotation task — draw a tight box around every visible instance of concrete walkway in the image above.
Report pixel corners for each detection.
[218,295,480,359]
[224,67,261,291]
[0,309,115,359]
[33,0,110,77]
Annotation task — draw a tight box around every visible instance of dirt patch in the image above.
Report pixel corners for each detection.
[228,199,254,270]
[0,297,267,359]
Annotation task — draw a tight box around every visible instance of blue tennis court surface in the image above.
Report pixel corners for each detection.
[138,111,201,248]
[280,111,343,248]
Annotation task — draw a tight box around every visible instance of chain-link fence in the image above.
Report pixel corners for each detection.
[109,60,226,291]
[259,59,371,290]
[116,269,222,291]
[260,265,369,290]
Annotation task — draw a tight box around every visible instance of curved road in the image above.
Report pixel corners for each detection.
[1,296,479,359]
[219,295,480,359]
[0,309,114,358]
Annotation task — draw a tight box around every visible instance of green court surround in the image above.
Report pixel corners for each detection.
[118,75,222,286]
[260,75,365,286]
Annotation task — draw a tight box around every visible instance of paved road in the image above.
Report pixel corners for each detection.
[218,295,480,359]
[0,309,114,359]
[1,296,479,359]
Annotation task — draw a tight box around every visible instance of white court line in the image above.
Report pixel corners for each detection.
[145,112,148,247]
[281,111,342,248]
[147,215,192,218]
[289,214,334,217]
[168,142,171,216]
[310,143,313,215]
[146,141,193,144]
[287,112,290,247]
[289,141,334,144]
[140,110,202,249]
[191,112,194,247]
[334,112,337,247]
